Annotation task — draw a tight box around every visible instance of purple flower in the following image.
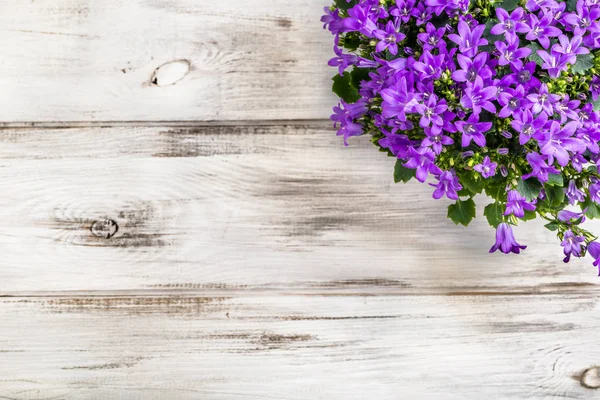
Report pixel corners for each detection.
[504,190,536,218]
[474,156,498,178]
[538,121,586,166]
[589,182,600,203]
[490,223,527,254]
[536,49,570,78]
[448,20,488,58]
[417,23,447,51]
[452,53,491,83]
[566,179,585,204]
[511,109,547,145]
[552,35,589,64]
[586,241,600,273]
[527,84,560,116]
[491,7,530,37]
[496,36,532,66]
[460,77,497,115]
[522,152,560,182]
[429,170,462,200]
[508,61,541,88]
[331,99,368,146]
[554,95,580,123]
[414,95,447,130]
[498,85,529,118]
[374,21,406,55]
[563,1,600,36]
[404,147,443,182]
[526,12,562,48]
[328,45,359,76]
[561,230,585,262]
[558,209,586,223]
[421,127,454,154]
[455,113,492,147]
[591,76,600,101]
[381,77,420,121]
[321,7,344,34]
[392,0,416,23]
[343,4,378,36]
[411,2,433,26]
[413,51,446,81]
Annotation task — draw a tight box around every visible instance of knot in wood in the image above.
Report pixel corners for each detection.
[150,60,191,86]
[581,366,600,389]
[90,219,119,239]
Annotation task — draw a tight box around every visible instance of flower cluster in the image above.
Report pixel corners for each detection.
[323,0,600,273]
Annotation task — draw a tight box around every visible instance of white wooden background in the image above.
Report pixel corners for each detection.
[1,1,600,399]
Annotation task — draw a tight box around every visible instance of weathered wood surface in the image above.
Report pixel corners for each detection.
[0,124,598,294]
[0,0,335,122]
[0,124,600,399]
[1,292,600,399]
[3,0,600,397]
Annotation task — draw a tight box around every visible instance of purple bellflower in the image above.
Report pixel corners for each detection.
[404,147,443,182]
[430,170,462,200]
[455,113,492,147]
[561,230,585,262]
[490,223,527,254]
[460,77,497,115]
[448,20,488,58]
[474,156,498,178]
[491,7,530,38]
[374,21,406,55]
[566,179,586,204]
[504,190,536,218]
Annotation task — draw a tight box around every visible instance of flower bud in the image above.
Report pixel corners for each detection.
[498,148,509,155]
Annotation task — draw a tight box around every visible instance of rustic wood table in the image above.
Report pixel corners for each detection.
[1,1,599,399]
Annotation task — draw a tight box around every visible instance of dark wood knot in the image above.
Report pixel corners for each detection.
[150,60,191,86]
[90,219,119,239]
[581,366,600,389]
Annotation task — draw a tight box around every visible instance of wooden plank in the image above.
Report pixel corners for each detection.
[1,293,600,399]
[0,124,598,294]
[0,0,335,122]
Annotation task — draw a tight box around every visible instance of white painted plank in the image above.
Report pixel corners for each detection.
[0,0,335,122]
[1,293,600,399]
[0,124,598,294]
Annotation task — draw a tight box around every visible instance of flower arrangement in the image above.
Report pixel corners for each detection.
[322,0,600,272]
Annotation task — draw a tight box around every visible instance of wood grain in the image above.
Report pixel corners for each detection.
[0,123,598,295]
[0,0,336,122]
[1,292,600,399]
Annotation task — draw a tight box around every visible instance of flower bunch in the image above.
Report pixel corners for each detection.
[323,0,600,273]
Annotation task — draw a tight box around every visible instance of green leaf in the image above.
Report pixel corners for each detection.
[332,73,360,103]
[484,202,505,228]
[546,173,564,187]
[589,96,600,112]
[494,0,518,10]
[458,172,484,194]
[484,181,506,201]
[350,67,371,92]
[567,0,577,11]
[545,184,565,207]
[526,43,544,67]
[544,222,559,231]
[448,198,476,227]
[572,53,594,74]
[582,198,600,219]
[517,178,542,201]
[335,0,358,11]
[521,209,537,221]
[393,160,415,183]
[342,35,361,51]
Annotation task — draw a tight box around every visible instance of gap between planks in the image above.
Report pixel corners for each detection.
[0,119,331,129]
[1,281,599,299]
